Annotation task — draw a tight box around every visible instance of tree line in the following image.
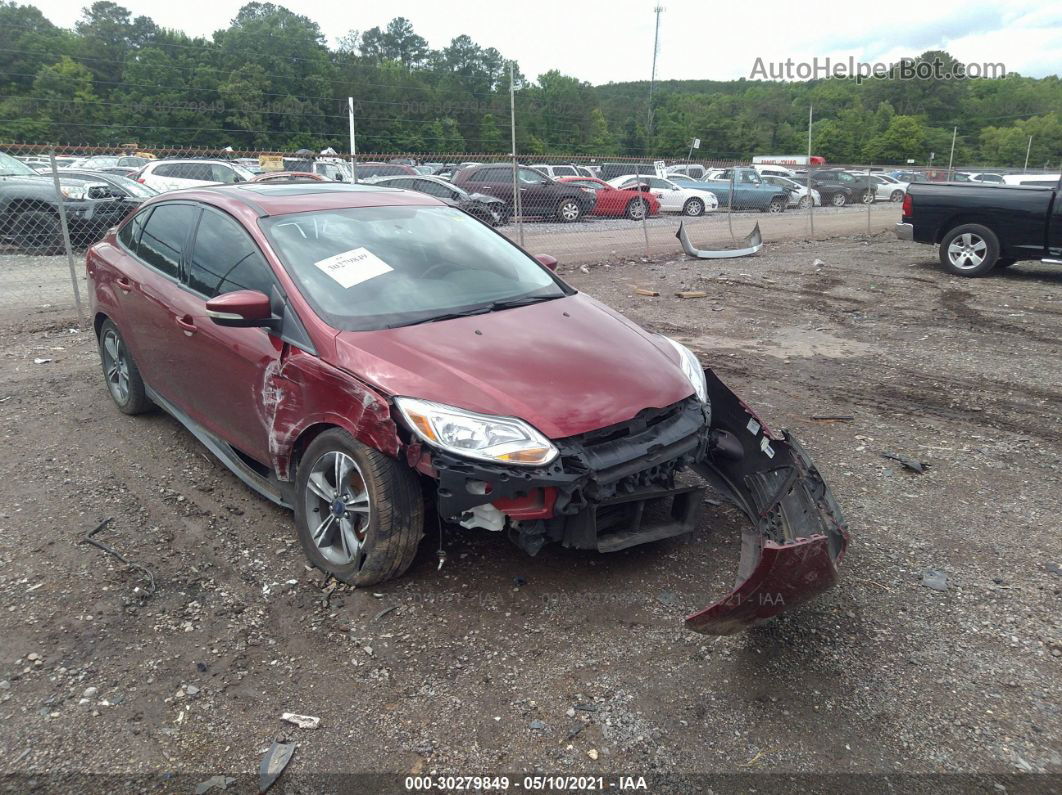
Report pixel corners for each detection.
[1,0,1060,166]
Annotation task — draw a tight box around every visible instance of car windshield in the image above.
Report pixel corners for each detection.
[0,151,38,176]
[118,176,158,196]
[262,205,568,331]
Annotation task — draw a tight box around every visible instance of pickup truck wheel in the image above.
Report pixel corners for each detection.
[831,193,847,207]
[890,190,904,202]
[15,209,63,254]
[765,197,785,214]
[98,320,152,415]
[556,198,582,222]
[682,197,705,217]
[295,429,424,586]
[939,224,1000,277]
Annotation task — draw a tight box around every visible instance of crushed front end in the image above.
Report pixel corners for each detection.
[405,368,848,635]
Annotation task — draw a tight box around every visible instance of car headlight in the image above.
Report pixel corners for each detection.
[59,185,88,200]
[394,397,558,466]
[662,337,708,403]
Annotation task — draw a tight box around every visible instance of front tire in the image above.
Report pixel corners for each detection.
[295,429,424,586]
[682,197,705,217]
[890,190,904,202]
[98,319,152,415]
[765,197,785,214]
[15,209,63,254]
[798,195,812,209]
[860,189,875,204]
[939,224,1000,277]
[831,192,847,207]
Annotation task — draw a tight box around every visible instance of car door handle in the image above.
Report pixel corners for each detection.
[116,276,133,293]
[176,315,197,336]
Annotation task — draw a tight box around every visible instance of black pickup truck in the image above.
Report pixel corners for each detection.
[0,150,130,253]
[896,177,1062,276]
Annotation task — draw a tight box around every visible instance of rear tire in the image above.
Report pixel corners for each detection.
[98,319,152,415]
[831,192,847,207]
[798,195,812,209]
[890,190,904,202]
[625,199,647,220]
[765,197,785,214]
[556,198,582,223]
[294,429,424,586]
[682,198,705,217]
[860,189,875,204]
[939,224,1000,277]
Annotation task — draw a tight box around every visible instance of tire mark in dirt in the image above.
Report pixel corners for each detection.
[939,288,1056,345]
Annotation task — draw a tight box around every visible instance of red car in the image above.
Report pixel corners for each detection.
[86,182,848,634]
[557,176,660,220]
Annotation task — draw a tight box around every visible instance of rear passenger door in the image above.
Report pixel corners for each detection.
[170,207,285,464]
[114,202,199,404]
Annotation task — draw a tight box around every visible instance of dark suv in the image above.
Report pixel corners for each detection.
[808,169,876,204]
[453,164,596,222]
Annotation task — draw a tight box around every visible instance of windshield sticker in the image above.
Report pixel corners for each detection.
[313,247,393,289]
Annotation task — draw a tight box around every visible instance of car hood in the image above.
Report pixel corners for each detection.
[331,293,695,439]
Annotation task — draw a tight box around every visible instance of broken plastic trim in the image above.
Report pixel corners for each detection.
[676,221,763,259]
[686,368,848,634]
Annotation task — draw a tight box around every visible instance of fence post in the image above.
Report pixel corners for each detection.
[48,149,84,325]
[807,105,814,239]
[509,62,524,247]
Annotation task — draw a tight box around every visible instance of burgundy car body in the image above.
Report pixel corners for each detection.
[86,183,847,634]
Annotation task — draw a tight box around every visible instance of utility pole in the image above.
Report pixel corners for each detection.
[647,4,663,136]
[510,61,523,246]
[946,126,957,181]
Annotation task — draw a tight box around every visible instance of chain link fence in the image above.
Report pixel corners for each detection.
[6,141,1051,321]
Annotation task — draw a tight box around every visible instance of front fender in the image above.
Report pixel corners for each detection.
[688,368,848,634]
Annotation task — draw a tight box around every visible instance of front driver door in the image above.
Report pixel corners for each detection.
[168,207,285,465]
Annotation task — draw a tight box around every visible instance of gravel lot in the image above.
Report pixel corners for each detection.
[0,231,1059,791]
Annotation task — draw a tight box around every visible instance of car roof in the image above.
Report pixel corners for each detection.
[138,182,444,219]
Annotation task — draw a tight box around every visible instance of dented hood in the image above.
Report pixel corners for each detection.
[331,293,694,439]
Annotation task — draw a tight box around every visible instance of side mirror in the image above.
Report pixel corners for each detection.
[535,254,558,272]
[205,290,276,328]
[336,174,346,182]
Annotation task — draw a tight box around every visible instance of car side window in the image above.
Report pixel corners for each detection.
[211,164,240,184]
[187,209,275,299]
[138,203,196,279]
[416,179,451,198]
[117,207,151,255]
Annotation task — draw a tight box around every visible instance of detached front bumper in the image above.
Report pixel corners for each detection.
[416,369,848,635]
[687,369,848,634]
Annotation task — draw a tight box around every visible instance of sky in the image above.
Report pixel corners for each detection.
[28,0,1062,84]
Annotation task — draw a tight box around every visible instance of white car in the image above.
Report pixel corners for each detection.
[870,173,908,202]
[1002,173,1062,186]
[136,159,256,192]
[761,175,821,208]
[608,175,719,216]
[753,163,796,179]
[529,164,596,179]
[957,171,1005,184]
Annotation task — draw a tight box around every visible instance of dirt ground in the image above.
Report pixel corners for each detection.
[0,231,1060,792]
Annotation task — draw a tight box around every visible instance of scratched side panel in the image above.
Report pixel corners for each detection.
[266,349,402,480]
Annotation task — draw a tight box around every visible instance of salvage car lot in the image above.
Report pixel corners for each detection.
[0,234,1060,783]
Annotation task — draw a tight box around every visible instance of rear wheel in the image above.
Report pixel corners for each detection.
[625,198,647,220]
[295,429,424,586]
[831,192,847,207]
[860,189,875,204]
[98,319,152,415]
[939,224,1000,277]
[556,198,582,222]
[14,209,63,254]
[890,190,904,202]
[682,197,705,217]
[765,197,785,214]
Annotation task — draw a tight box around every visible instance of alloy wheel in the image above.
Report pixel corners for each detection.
[304,451,371,565]
[101,328,130,404]
[947,233,987,270]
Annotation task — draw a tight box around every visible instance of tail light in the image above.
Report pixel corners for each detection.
[901,193,912,217]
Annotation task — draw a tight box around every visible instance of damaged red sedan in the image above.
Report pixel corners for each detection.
[86,182,848,634]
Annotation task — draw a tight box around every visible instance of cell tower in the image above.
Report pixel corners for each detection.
[647,4,664,135]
